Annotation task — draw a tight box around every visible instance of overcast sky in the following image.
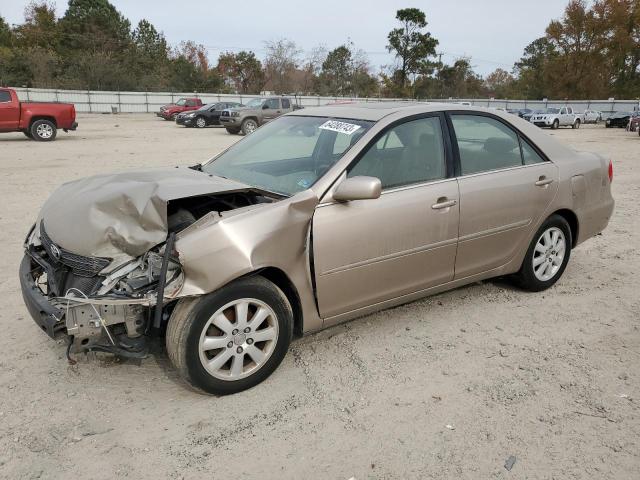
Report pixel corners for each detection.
[0,0,568,76]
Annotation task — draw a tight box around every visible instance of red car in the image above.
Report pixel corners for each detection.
[156,97,203,120]
[0,88,77,141]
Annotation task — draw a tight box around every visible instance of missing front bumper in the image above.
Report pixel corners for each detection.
[19,255,65,339]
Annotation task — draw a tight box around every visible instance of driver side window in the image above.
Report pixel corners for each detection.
[348,117,446,189]
[265,99,279,109]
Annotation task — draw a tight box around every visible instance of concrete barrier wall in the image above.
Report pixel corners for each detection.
[11,87,640,117]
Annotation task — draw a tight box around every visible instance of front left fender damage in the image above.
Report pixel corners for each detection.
[174,189,322,333]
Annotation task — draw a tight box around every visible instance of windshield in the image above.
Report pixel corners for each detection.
[202,116,374,196]
[545,108,560,114]
[245,98,264,108]
[175,98,187,106]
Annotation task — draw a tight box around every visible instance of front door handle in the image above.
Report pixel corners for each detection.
[431,198,457,210]
[535,176,554,187]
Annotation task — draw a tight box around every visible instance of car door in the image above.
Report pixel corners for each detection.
[449,113,559,279]
[209,103,225,124]
[0,90,20,131]
[313,115,460,321]
[262,99,281,122]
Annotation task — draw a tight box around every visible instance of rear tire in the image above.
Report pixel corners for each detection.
[513,214,572,292]
[23,130,32,139]
[30,119,57,141]
[572,119,580,129]
[166,276,293,395]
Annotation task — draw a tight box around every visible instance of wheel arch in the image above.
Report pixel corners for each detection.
[30,116,57,129]
[254,267,304,338]
[550,208,579,247]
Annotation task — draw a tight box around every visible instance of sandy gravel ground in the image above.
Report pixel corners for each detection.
[0,115,638,480]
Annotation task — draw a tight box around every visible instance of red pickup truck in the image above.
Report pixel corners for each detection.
[156,97,203,120]
[0,88,77,141]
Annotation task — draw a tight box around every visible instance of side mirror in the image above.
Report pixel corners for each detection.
[333,176,382,202]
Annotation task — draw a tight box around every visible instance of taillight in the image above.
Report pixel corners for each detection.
[608,159,613,183]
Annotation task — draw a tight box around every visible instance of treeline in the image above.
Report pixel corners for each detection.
[0,0,638,99]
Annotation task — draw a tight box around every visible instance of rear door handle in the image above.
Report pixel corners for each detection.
[431,198,457,210]
[535,176,554,187]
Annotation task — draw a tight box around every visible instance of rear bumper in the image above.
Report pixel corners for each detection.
[19,254,65,339]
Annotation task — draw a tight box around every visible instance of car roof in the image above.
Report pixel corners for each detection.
[286,101,524,122]
[287,101,578,161]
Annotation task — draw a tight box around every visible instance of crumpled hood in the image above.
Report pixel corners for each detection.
[37,167,249,258]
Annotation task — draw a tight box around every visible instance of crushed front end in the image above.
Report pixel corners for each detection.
[20,221,183,358]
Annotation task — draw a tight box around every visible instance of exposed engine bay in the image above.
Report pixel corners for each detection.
[21,183,278,360]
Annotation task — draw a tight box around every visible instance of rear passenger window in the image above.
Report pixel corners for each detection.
[349,117,446,189]
[0,91,11,102]
[521,140,545,165]
[282,98,290,109]
[451,115,522,175]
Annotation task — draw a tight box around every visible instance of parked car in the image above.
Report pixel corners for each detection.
[530,106,582,129]
[509,108,533,118]
[157,98,203,121]
[629,114,640,132]
[175,102,242,128]
[20,103,614,394]
[605,111,635,128]
[0,88,77,141]
[522,109,543,122]
[219,96,294,135]
[582,110,602,124]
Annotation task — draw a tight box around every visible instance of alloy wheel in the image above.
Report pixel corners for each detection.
[532,227,566,282]
[243,120,257,134]
[36,123,53,139]
[198,298,279,381]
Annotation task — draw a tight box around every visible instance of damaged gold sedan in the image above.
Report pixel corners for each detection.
[20,103,614,394]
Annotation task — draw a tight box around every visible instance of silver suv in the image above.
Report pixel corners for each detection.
[219,97,294,135]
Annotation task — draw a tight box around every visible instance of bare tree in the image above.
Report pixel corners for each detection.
[263,38,301,93]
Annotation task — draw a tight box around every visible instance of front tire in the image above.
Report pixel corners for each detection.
[30,119,57,141]
[551,119,559,130]
[195,116,207,128]
[241,118,258,135]
[166,276,293,395]
[514,214,572,292]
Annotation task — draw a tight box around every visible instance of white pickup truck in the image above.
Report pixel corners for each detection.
[530,106,581,129]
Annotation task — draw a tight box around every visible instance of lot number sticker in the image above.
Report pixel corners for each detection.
[319,120,361,135]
